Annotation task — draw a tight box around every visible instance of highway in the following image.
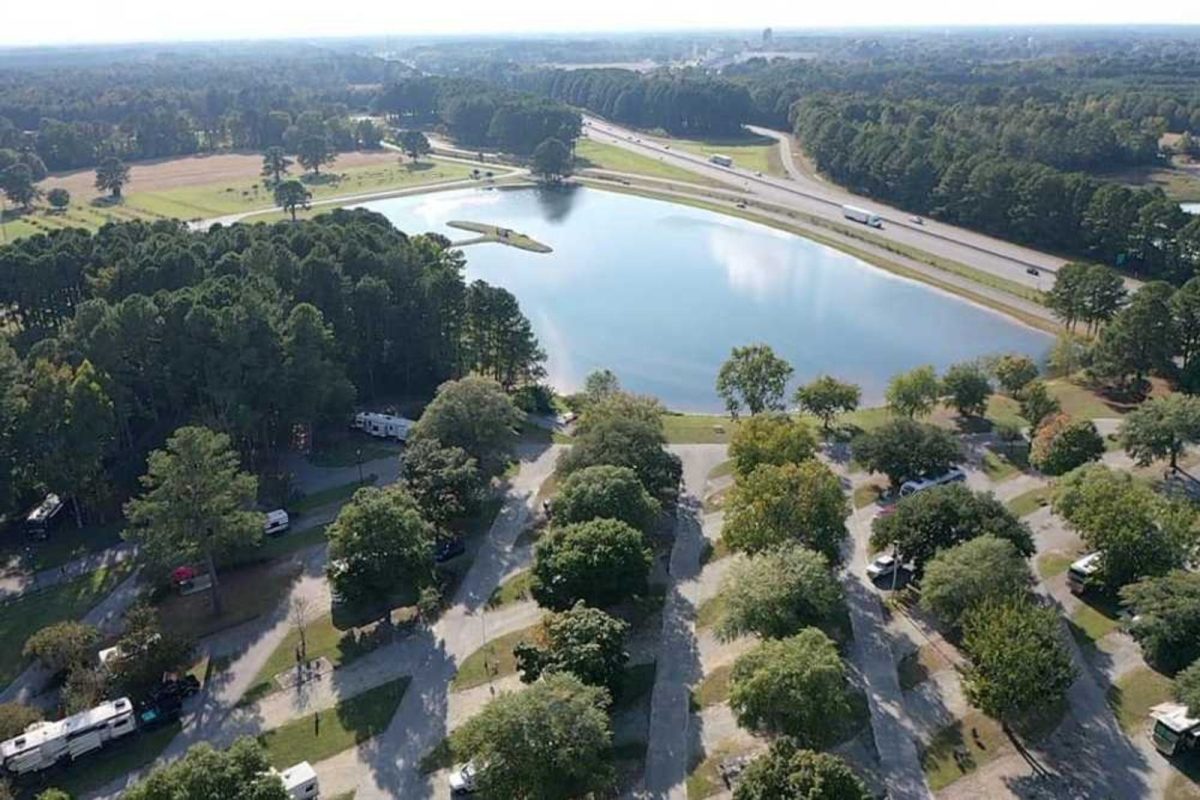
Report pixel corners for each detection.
[582,115,1067,292]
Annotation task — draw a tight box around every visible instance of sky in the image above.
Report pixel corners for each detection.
[3,0,1199,47]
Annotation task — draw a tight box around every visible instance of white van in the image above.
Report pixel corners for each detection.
[264,509,291,537]
[898,467,967,497]
[1067,552,1101,594]
[279,761,320,799]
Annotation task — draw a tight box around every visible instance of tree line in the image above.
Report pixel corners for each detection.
[375,76,581,155]
[0,209,545,526]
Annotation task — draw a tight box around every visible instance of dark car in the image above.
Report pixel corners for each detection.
[1026,266,1040,276]
[435,537,466,563]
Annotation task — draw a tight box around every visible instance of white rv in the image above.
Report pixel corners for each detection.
[25,493,65,539]
[264,509,291,536]
[0,698,136,775]
[279,761,320,799]
[1067,552,1102,594]
[1150,702,1200,756]
[352,412,415,442]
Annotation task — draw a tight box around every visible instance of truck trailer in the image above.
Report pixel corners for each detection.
[709,154,734,167]
[352,412,416,442]
[842,205,883,228]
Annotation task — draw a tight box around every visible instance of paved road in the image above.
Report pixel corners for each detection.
[583,115,1065,292]
[844,501,933,800]
[349,444,559,800]
[641,445,728,799]
[0,542,136,602]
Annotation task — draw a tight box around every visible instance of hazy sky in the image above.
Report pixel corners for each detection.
[4,0,1199,47]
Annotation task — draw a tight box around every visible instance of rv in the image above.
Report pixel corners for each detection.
[0,698,136,775]
[24,493,64,540]
[352,412,415,442]
[709,154,733,167]
[279,760,320,799]
[1067,552,1102,594]
[1150,702,1200,756]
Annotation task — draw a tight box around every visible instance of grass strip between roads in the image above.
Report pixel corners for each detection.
[259,676,410,768]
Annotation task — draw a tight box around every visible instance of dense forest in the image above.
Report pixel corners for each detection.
[0,210,545,524]
[375,76,581,154]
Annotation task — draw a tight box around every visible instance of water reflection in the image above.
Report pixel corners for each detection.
[360,187,1052,411]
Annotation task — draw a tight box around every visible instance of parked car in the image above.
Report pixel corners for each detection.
[264,509,290,536]
[898,467,967,497]
[866,554,898,580]
[449,761,478,795]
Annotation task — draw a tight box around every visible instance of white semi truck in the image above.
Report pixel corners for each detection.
[709,154,734,167]
[842,204,883,228]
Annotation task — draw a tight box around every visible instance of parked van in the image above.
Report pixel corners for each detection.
[898,467,967,498]
[264,509,291,537]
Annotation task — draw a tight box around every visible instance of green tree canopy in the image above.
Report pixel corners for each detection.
[885,365,941,418]
[721,461,848,563]
[1016,379,1062,429]
[727,413,817,479]
[260,146,292,184]
[919,535,1032,630]
[123,426,262,612]
[557,393,681,503]
[729,629,851,745]
[399,130,432,161]
[960,598,1075,723]
[551,464,660,534]
[273,179,311,222]
[717,543,843,641]
[851,418,960,490]
[716,344,794,418]
[1121,571,1200,673]
[22,621,98,674]
[1090,281,1175,389]
[94,156,130,198]
[1120,394,1200,471]
[326,484,436,610]
[401,438,481,528]
[531,518,652,610]
[871,484,1033,574]
[1176,658,1200,716]
[942,361,991,417]
[0,163,39,209]
[453,673,614,800]
[107,603,194,700]
[296,134,335,175]
[122,737,289,800]
[45,187,70,210]
[531,137,573,183]
[1053,464,1193,590]
[412,376,523,477]
[734,740,870,800]
[0,703,41,740]
[1030,413,1105,475]
[793,375,861,432]
[991,354,1040,395]
[514,601,630,692]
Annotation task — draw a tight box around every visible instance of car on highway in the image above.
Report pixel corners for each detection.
[866,554,898,580]
[910,216,924,225]
[449,762,478,794]
[1026,266,1040,276]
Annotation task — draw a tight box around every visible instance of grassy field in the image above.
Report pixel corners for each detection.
[686,742,747,800]
[450,624,538,691]
[1104,160,1200,202]
[1036,551,1076,579]
[667,133,785,177]
[487,569,532,609]
[1007,486,1053,518]
[576,140,720,186]
[920,710,1011,791]
[0,561,133,685]
[259,677,410,768]
[40,722,181,797]
[156,558,300,641]
[694,593,727,631]
[0,520,125,573]
[1,155,477,243]
[308,439,402,468]
[447,220,552,253]
[292,478,376,514]
[1107,666,1175,734]
[661,414,737,444]
[1070,602,1121,646]
[690,663,732,709]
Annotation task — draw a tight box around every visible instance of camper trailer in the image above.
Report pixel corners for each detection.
[352,412,415,442]
[279,761,320,799]
[1150,702,1200,756]
[1067,552,1102,594]
[24,494,64,540]
[0,698,136,775]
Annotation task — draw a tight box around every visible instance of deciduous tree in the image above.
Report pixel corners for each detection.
[886,365,941,418]
[0,703,41,740]
[734,741,870,800]
[531,519,652,610]
[411,376,523,477]
[851,419,960,490]
[401,438,481,528]
[721,462,848,562]
[793,375,860,432]
[551,464,660,533]
[23,621,98,674]
[122,737,289,800]
[273,179,310,222]
[1016,379,1061,428]
[260,146,292,184]
[942,361,991,417]
[717,544,843,641]
[1176,658,1200,716]
[296,134,335,175]
[453,673,614,800]
[45,187,70,210]
[1120,394,1200,471]
[727,413,816,478]
[716,344,793,418]
[399,130,431,162]
[1121,571,1200,672]
[729,629,851,745]
[94,156,130,198]
[920,536,1032,630]
[992,354,1039,395]
[1030,413,1105,475]
[514,602,630,692]
[531,137,573,183]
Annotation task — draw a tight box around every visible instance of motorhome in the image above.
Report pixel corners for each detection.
[352,412,415,442]
[24,493,64,540]
[1150,702,1200,756]
[1067,552,1102,594]
[279,760,320,799]
[0,698,136,775]
[898,467,967,497]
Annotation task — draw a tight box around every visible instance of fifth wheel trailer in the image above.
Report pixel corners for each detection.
[842,204,883,228]
[0,698,136,775]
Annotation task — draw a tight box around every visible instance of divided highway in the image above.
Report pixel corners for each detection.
[583,115,1067,293]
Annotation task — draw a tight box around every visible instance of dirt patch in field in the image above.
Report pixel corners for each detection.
[40,150,399,198]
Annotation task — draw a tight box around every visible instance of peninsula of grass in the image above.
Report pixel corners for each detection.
[451,625,538,691]
[447,221,552,253]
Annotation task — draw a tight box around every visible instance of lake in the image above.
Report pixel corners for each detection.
[360,187,1051,412]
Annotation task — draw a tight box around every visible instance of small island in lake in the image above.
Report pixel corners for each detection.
[447,220,552,253]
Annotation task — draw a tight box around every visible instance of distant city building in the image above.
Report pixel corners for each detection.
[763,27,773,46]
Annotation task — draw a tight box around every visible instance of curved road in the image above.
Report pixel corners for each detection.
[583,115,1064,293]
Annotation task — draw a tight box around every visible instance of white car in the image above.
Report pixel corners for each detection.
[866,554,898,580]
[449,762,478,795]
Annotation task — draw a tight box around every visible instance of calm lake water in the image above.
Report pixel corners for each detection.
[360,187,1051,412]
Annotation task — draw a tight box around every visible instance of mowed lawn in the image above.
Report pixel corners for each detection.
[2,153,477,242]
[575,140,719,186]
[666,133,785,177]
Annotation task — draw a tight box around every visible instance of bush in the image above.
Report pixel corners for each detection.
[531,519,652,610]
